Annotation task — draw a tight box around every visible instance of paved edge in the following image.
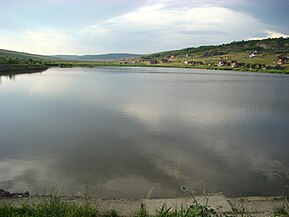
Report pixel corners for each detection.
[0,193,287,216]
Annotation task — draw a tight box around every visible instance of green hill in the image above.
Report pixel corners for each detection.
[145,37,289,71]
[1,37,289,74]
[0,49,61,62]
[0,49,56,75]
[149,37,289,57]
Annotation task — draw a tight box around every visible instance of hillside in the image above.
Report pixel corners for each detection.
[0,49,60,62]
[144,38,289,71]
[148,37,289,57]
[53,53,141,61]
[1,38,289,74]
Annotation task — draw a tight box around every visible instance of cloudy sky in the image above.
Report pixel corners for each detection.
[0,0,288,55]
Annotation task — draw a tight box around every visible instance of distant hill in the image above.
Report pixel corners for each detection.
[53,53,141,61]
[148,37,289,58]
[0,49,61,62]
[144,37,289,70]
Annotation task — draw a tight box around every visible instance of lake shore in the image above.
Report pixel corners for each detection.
[1,63,289,76]
[0,191,287,216]
[48,62,289,74]
[0,64,49,76]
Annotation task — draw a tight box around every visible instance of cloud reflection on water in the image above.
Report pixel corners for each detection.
[0,68,288,197]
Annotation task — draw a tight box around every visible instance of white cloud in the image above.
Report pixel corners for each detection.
[248,31,289,40]
[82,3,270,53]
[0,29,76,55]
[1,0,288,54]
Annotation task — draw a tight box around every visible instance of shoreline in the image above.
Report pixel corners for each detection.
[1,63,289,76]
[0,64,49,76]
[49,62,289,74]
[0,190,287,216]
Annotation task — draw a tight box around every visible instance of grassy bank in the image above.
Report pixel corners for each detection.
[0,196,99,217]
[1,59,289,76]
[47,61,289,74]
[0,195,220,217]
[1,195,288,217]
[0,64,49,76]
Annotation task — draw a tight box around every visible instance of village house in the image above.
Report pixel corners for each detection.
[231,60,239,68]
[277,55,288,64]
[249,50,258,58]
[193,61,203,66]
[185,61,203,66]
[169,55,177,62]
[254,63,266,69]
[149,59,158,64]
[217,60,229,67]
[160,59,169,63]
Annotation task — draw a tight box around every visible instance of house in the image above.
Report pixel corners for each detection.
[277,55,288,64]
[193,61,203,66]
[169,55,177,62]
[160,59,169,63]
[185,61,203,66]
[231,60,239,68]
[217,60,228,67]
[149,59,158,64]
[255,63,266,69]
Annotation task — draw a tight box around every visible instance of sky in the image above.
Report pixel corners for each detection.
[0,0,288,55]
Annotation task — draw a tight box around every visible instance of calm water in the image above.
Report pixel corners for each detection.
[0,67,289,198]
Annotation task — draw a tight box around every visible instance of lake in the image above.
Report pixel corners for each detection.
[0,67,289,198]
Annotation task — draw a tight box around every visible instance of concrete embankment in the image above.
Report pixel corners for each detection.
[0,191,285,216]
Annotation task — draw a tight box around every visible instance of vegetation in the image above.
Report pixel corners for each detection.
[45,38,289,74]
[0,195,99,217]
[148,37,289,58]
[0,55,50,75]
[1,38,289,75]
[0,49,60,62]
[273,161,289,216]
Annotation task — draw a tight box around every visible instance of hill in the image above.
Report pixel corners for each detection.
[0,49,60,62]
[148,37,289,58]
[53,53,141,61]
[144,37,289,70]
[1,38,289,74]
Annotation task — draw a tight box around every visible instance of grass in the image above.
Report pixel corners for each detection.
[273,161,289,216]
[0,200,99,217]
[134,204,219,217]
[44,61,289,74]
[1,59,289,75]
[0,193,99,217]
[0,185,228,217]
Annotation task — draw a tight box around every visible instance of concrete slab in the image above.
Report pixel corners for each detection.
[1,195,287,216]
[228,196,285,215]
[143,193,232,215]
[92,199,141,217]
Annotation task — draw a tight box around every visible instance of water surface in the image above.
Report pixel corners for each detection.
[0,67,289,198]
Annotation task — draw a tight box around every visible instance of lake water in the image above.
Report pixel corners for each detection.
[0,67,289,198]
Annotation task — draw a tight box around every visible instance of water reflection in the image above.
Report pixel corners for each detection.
[0,74,16,84]
[0,67,289,198]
